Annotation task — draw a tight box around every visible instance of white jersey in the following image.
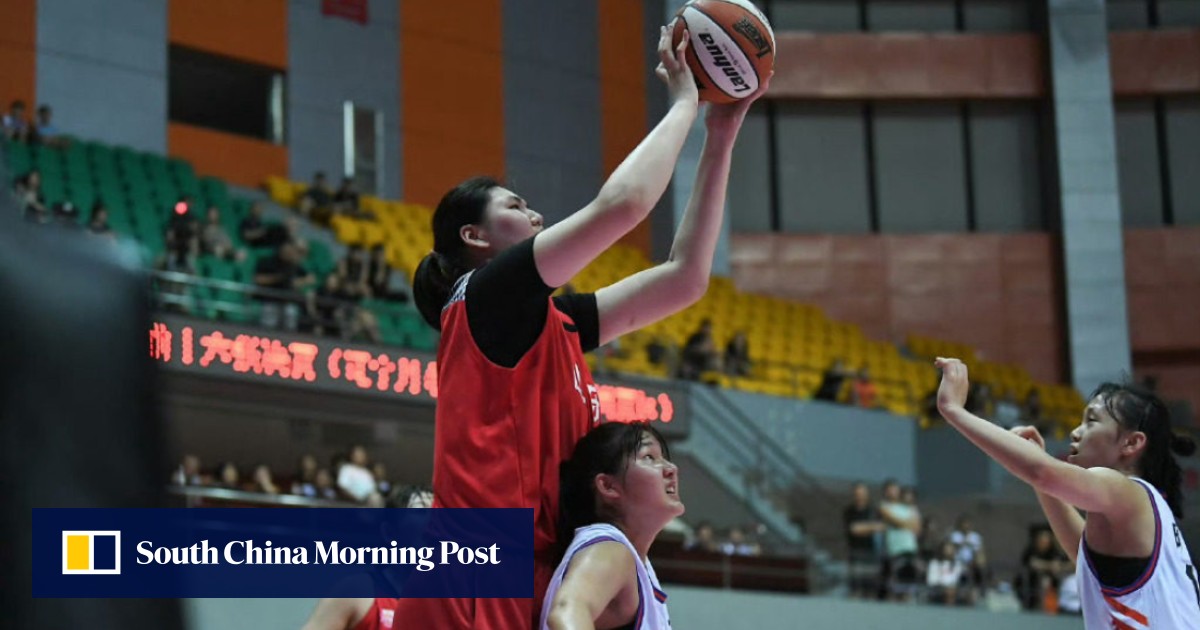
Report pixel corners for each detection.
[539,523,671,630]
[1077,477,1200,629]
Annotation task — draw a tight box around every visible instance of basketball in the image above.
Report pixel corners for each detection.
[671,0,775,104]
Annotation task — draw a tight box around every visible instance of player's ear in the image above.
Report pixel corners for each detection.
[459,224,488,249]
[594,473,620,503]
[1124,431,1148,458]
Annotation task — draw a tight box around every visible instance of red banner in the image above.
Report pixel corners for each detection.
[321,0,368,25]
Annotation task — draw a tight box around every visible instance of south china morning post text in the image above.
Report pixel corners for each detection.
[32,508,534,598]
[134,538,501,572]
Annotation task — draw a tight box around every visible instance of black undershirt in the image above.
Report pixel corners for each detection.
[463,237,600,368]
[1086,544,1151,589]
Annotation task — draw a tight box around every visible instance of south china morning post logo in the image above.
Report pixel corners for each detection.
[34,508,533,597]
[61,531,121,575]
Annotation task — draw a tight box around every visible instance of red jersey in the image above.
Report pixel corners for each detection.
[433,271,600,556]
[351,598,398,630]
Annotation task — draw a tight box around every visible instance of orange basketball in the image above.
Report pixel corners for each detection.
[671,0,775,104]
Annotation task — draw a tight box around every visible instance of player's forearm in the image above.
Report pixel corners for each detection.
[663,135,735,282]
[939,405,1056,488]
[1036,490,1084,562]
[597,101,698,221]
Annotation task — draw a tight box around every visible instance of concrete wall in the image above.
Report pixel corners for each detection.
[36,0,167,153]
[287,0,401,199]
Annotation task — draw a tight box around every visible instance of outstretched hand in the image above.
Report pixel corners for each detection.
[705,71,773,133]
[1011,425,1046,451]
[934,357,970,416]
[655,24,699,109]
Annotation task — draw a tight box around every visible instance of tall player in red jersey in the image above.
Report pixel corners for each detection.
[404,26,769,629]
[302,598,399,630]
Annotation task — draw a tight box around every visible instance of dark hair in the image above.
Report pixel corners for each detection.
[556,422,670,559]
[412,176,501,329]
[1092,382,1196,518]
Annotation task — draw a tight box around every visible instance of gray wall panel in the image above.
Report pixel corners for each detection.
[1159,0,1200,26]
[1107,0,1150,29]
[775,101,871,233]
[1166,96,1200,225]
[866,0,956,31]
[963,0,1035,32]
[728,103,772,233]
[1114,99,1164,227]
[503,0,602,226]
[874,102,969,233]
[971,102,1045,231]
[770,0,860,32]
[287,0,401,198]
[36,0,167,153]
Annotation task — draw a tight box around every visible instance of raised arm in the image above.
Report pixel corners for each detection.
[532,27,698,289]
[934,358,1145,520]
[593,76,772,345]
[545,542,635,630]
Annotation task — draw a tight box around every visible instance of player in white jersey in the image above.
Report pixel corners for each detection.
[541,422,679,630]
[934,358,1199,629]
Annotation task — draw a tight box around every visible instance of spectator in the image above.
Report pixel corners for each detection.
[926,541,964,606]
[337,445,378,503]
[404,486,434,508]
[51,201,79,229]
[367,244,404,302]
[949,515,986,604]
[200,206,245,262]
[216,462,241,490]
[993,392,1022,428]
[645,335,678,373]
[720,526,761,557]
[2,100,30,142]
[879,479,921,601]
[337,246,372,299]
[251,464,280,495]
[967,382,994,417]
[1057,566,1082,616]
[305,273,347,338]
[724,330,751,377]
[254,242,315,331]
[333,176,362,217]
[844,481,885,599]
[297,171,334,223]
[87,202,115,239]
[32,104,66,147]
[372,462,391,496]
[851,368,878,409]
[1017,528,1067,611]
[14,169,47,222]
[171,454,204,486]
[239,201,270,246]
[678,319,720,381]
[291,454,319,497]
[164,197,200,272]
[313,468,338,500]
[685,521,720,553]
[815,359,853,402]
[1023,390,1042,426]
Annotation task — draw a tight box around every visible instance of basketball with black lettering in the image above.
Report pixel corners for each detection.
[671,0,775,104]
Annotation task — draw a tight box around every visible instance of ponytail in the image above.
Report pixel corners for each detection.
[413,252,468,330]
[411,176,503,330]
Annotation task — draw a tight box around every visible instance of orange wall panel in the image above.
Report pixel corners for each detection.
[169,0,288,68]
[598,0,650,256]
[168,122,287,189]
[0,0,36,107]
[401,0,504,208]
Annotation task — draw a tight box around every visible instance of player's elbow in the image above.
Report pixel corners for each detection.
[546,600,587,630]
[595,183,652,223]
[669,266,710,307]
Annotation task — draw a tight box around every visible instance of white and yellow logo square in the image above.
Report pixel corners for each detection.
[62,531,121,575]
